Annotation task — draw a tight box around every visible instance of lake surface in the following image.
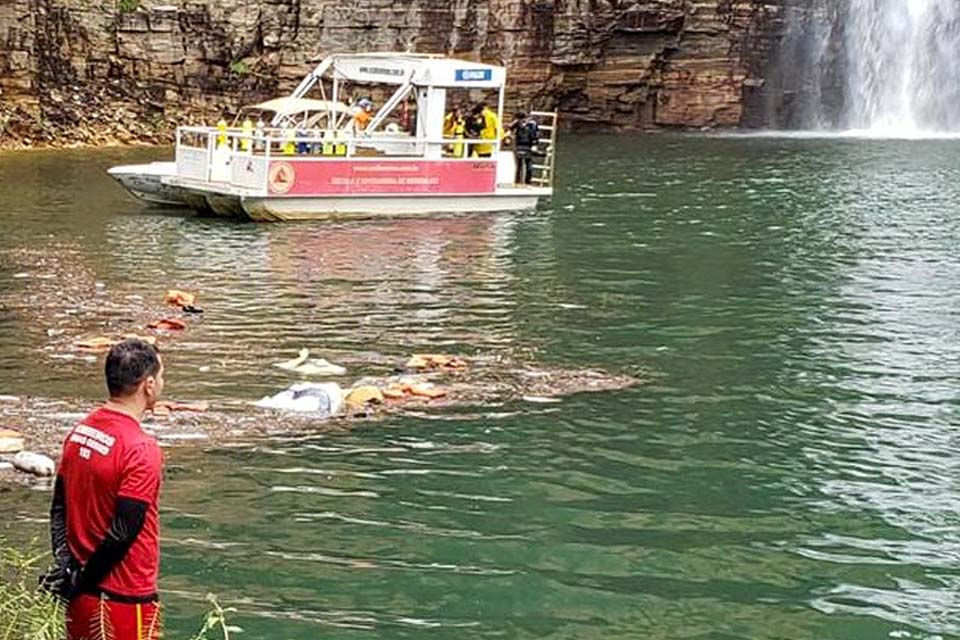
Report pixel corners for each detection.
[2,135,959,639]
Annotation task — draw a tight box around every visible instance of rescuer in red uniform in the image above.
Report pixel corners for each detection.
[43,338,165,640]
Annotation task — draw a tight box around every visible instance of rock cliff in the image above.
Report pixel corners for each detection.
[0,0,783,148]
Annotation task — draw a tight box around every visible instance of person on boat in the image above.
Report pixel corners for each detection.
[254,116,266,151]
[282,126,297,155]
[508,111,540,184]
[334,128,348,156]
[216,116,228,149]
[42,338,165,640]
[240,116,254,152]
[473,103,502,158]
[443,106,466,157]
[464,105,483,157]
[296,123,311,155]
[400,98,414,132]
[352,98,374,134]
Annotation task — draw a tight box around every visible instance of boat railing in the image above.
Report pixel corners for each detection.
[175,124,513,191]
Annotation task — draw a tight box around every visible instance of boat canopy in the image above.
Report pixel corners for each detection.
[326,53,505,89]
[287,53,509,141]
[292,53,506,98]
[246,97,350,116]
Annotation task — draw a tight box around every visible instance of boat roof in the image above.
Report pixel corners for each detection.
[246,97,350,115]
[314,52,506,89]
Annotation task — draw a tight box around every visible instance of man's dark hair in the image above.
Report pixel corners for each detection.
[105,339,160,397]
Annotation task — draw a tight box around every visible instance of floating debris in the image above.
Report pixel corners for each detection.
[152,400,210,417]
[163,289,196,308]
[384,380,448,400]
[158,433,209,442]
[405,353,468,371]
[522,395,561,404]
[274,349,347,376]
[75,334,157,352]
[148,318,187,331]
[74,336,116,352]
[344,385,384,410]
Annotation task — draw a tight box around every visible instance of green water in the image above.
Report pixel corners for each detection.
[2,135,960,639]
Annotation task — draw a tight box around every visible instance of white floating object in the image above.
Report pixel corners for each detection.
[13,451,56,477]
[274,348,309,371]
[0,395,20,403]
[289,359,347,376]
[273,349,346,376]
[255,382,344,416]
[522,395,561,404]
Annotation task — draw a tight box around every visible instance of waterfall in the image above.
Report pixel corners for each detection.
[774,0,960,133]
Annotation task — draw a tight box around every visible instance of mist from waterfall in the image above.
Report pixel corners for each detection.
[773,0,960,134]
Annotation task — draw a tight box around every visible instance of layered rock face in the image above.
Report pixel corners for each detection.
[0,0,783,148]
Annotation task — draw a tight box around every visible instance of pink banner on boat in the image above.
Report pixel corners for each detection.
[267,159,497,196]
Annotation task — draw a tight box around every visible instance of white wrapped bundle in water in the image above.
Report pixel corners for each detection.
[255,382,344,417]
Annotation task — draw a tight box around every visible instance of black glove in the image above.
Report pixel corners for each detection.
[39,556,80,604]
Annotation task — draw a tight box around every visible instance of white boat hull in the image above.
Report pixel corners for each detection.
[241,191,545,221]
[107,162,190,207]
[163,174,548,221]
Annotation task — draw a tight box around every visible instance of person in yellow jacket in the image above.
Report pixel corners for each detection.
[472,103,501,158]
[240,116,253,152]
[282,127,296,155]
[216,117,228,148]
[443,107,466,157]
[452,117,466,158]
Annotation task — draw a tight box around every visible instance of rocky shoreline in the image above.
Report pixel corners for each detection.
[0,0,785,151]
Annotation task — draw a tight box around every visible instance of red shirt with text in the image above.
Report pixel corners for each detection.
[59,407,163,598]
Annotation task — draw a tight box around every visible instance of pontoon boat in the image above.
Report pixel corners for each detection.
[110,53,558,221]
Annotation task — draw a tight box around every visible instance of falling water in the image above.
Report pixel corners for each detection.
[774,0,960,134]
[847,0,960,133]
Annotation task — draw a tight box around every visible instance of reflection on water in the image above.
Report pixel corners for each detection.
[2,137,960,639]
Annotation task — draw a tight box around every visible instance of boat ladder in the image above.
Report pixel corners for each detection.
[530,110,558,188]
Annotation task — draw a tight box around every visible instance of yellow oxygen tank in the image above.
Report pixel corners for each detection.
[334,129,346,157]
[240,117,253,151]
